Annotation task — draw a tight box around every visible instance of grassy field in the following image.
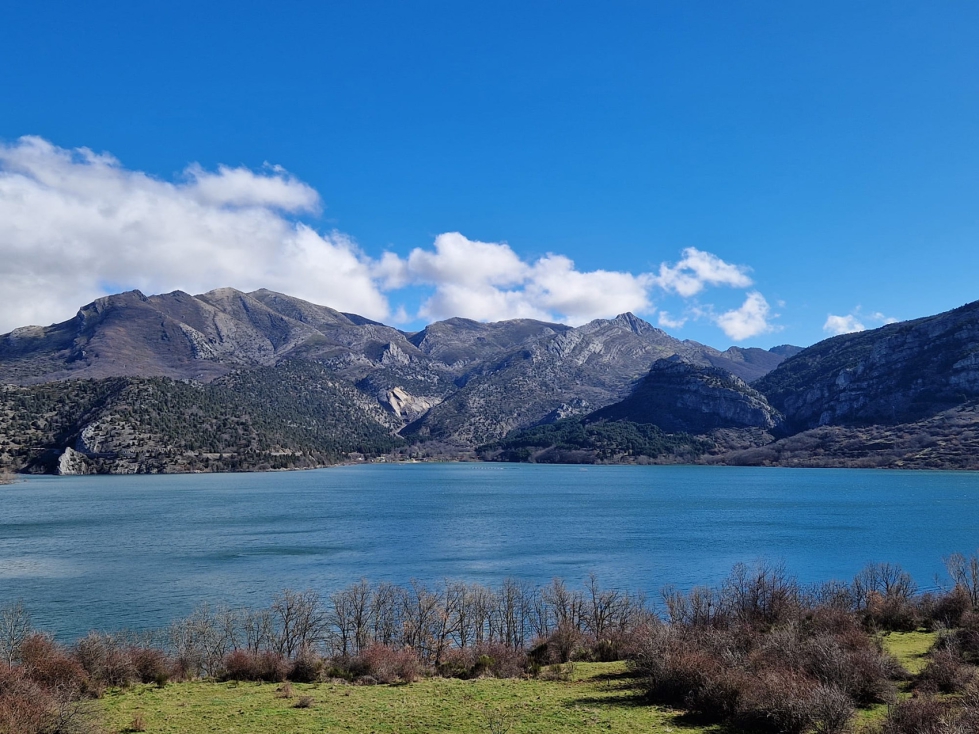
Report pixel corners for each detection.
[98,634,940,734]
[99,662,718,734]
[879,629,937,675]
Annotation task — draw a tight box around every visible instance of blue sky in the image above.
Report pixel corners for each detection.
[1,1,977,348]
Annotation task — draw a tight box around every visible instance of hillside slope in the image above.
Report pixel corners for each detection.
[755,300,979,432]
[0,361,401,474]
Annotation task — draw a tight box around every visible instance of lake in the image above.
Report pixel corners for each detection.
[1,463,978,639]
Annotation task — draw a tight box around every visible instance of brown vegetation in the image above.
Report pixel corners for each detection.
[8,554,979,732]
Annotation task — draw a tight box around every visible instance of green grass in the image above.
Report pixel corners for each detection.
[853,629,940,727]
[99,662,717,734]
[880,629,937,675]
[98,636,946,733]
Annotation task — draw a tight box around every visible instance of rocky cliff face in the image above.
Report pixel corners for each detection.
[589,358,782,433]
[755,300,979,431]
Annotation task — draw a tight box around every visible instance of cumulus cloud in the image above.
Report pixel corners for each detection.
[0,136,777,342]
[823,309,897,336]
[824,314,865,335]
[715,291,776,341]
[657,311,687,329]
[654,247,753,297]
[0,136,387,332]
[379,232,654,324]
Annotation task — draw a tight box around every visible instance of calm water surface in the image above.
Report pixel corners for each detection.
[1,464,978,639]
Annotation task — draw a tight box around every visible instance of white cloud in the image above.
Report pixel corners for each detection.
[381,233,653,324]
[0,136,388,332]
[0,136,776,343]
[654,247,753,297]
[715,291,776,341]
[869,311,898,325]
[824,314,865,335]
[185,163,320,212]
[657,311,687,329]
[526,255,654,324]
[823,309,898,336]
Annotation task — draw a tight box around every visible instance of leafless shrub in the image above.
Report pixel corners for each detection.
[288,651,323,683]
[220,649,287,682]
[950,610,979,664]
[129,646,172,686]
[483,706,513,734]
[73,632,138,687]
[356,644,421,683]
[808,684,854,734]
[879,695,960,734]
[735,668,818,734]
[18,634,89,693]
[0,663,56,734]
[916,648,974,694]
[853,563,919,631]
[926,586,972,628]
[275,681,293,698]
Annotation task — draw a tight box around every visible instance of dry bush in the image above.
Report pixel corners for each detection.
[683,665,748,720]
[293,694,314,708]
[274,682,293,698]
[808,685,854,734]
[879,695,960,734]
[470,643,527,679]
[799,633,899,705]
[630,599,892,731]
[735,668,819,734]
[18,633,89,692]
[356,645,422,683]
[952,610,979,663]
[854,563,920,632]
[220,650,288,682]
[126,712,147,732]
[129,646,172,686]
[0,663,56,734]
[926,586,972,628]
[0,660,98,734]
[73,632,138,687]
[288,652,323,683]
[542,622,584,664]
[436,647,478,679]
[915,649,974,694]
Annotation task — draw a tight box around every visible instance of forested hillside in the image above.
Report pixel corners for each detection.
[0,361,401,474]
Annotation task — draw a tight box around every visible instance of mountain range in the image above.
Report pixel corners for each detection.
[2,286,979,473]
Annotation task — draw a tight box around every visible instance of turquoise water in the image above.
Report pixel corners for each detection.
[1,463,978,639]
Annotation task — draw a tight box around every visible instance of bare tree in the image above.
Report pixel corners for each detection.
[243,607,275,653]
[583,573,624,638]
[0,600,32,664]
[168,603,234,677]
[945,552,979,607]
[852,562,916,607]
[271,589,326,658]
[543,578,583,631]
[370,582,402,647]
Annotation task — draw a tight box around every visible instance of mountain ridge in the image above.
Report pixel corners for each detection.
[27,285,979,473]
